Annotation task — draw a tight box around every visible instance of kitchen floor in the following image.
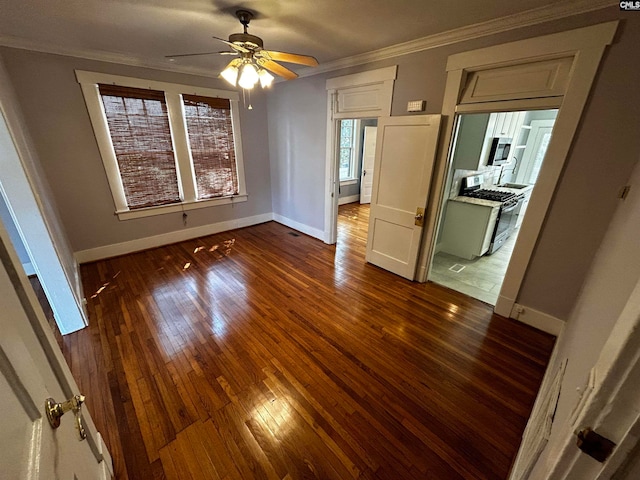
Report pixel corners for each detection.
[429,229,519,305]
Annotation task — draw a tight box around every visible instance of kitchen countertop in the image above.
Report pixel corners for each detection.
[493,184,534,194]
[450,196,501,207]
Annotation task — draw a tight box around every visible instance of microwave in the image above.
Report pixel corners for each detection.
[487,137,512,166]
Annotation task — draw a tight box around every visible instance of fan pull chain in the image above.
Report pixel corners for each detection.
[241,88,252,110]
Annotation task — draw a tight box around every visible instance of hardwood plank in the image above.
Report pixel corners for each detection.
[65,204,555,479]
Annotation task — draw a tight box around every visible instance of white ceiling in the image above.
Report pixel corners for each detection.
[0,0,615,78]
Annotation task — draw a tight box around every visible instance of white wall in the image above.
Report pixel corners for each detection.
[528,157,640,478]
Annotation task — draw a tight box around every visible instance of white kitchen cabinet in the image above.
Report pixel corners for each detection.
[487,111,525,139]
[440,199,500,260]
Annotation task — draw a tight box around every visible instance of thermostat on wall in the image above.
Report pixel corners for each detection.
[407,100,426,112]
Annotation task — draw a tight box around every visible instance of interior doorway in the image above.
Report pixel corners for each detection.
[0,98,86,334]
[335,118,377,241]
[428,109,558,304]
[336,118,378,206]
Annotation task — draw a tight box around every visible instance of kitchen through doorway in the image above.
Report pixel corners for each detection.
[429,109,558,305]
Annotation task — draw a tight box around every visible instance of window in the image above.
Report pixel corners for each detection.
[182,95,238,200]
[338,119,360,183]
[77,71,247,220]
[98,85,180,209]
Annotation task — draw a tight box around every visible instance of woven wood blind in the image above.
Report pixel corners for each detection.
[182,95,239,199]
[98,84,181,209]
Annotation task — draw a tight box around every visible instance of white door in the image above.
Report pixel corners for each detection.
[359,126,377,204]
[544,280,640,480]
[365,115,441,280]
[0,221,112,479]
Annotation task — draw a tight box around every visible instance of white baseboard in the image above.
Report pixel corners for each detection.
[75,213,273,263]
[510,303,565,336]
[272,214,325,241]
[338,195,361,205]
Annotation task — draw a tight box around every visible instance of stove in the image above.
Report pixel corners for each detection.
[457,173,526,254]
[459,174,521,207]
[463,189,517,203]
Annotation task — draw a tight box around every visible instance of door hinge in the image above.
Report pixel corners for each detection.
[575,427,616,463]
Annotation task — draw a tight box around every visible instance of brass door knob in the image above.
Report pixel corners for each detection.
[45,394,87,440]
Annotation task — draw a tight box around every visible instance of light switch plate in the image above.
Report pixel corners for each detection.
[407,100,426,112]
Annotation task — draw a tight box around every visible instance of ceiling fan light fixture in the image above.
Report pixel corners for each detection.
[238,62,259,89]
[220,61,240,86]
[258,69,274,88]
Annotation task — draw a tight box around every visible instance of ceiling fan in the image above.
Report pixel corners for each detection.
[166,10,319,90]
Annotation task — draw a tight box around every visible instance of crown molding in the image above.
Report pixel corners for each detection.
[0,0,617,80]
[296,0,617,78]
[0,35,217,79]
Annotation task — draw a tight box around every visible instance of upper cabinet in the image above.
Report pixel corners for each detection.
[487,111,525,139]
[452,111,526,172]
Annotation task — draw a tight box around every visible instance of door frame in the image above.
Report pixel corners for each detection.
[416,21,618,324]
[359,125,377,205]
[323,66,396,244]
[0,59,87,334]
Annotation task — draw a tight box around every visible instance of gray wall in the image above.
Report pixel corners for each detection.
[0,48,273,253]
[267,7,640,320]
[267,74,327,230]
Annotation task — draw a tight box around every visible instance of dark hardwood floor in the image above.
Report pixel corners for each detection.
[64,203,555,480]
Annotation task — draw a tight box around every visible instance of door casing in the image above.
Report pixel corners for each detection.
[417,21,619,325]
[324,66,396,245]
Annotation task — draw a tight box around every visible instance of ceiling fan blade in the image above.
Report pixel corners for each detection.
[259,50,319,67]
[165,51,237,58]
[256,58,298,80]
[212,36,250,53]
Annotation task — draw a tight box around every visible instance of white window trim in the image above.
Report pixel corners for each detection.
[339,119,361,184]
[76,70,248,220]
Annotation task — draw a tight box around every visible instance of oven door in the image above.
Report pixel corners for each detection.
[488,197,523,254]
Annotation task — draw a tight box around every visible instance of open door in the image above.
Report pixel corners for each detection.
[365,115,441,279]
[529,280,640,480]
[0,221,112,478]
[359,126,377,204]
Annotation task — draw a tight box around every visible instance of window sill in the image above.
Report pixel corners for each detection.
[115,194,248,220]
[340,179,358,186]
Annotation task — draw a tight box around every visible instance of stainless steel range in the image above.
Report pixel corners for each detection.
[459,175,525,254]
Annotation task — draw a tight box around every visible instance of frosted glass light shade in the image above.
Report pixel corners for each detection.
[259,69,274,88]
[238,63,259,89]
[220,64,239,86]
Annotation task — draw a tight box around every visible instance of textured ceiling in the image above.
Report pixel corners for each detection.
[0,0,615,76]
